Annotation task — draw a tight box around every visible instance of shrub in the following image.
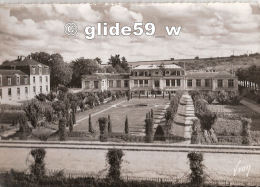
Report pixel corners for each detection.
[203,91,215,104]
[191,119,200,144]
[241,118,252,145]
[108,115,112,133]
[197,110,217,131]
[98,117,108,142]
[36,93,47,102]
[106,149,124,181]
[216,91,229,105]
[23,100,44,128]
[187,152,204,187]
[194,99,208,115]
[58,118,66,141]
[124,116,129,134]
[88,114,94,133]
[30,148,46,179]
[228,91,241,105]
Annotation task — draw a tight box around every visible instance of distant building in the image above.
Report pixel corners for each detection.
[81,63,238,94]
[0,56,50,103]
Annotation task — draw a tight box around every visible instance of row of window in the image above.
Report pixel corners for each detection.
[133,70,182,77]
[32,76,49,84]
[134,80,149,87]
[187,79,234,88]
[166,79,181,87]
[0,85,49,97]
[0,76,48,86]
[85,80,129,89]
[31,66,49,75]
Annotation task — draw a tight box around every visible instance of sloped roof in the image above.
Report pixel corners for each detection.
[186,71,236,78]
[1,58,48,67]
[0,70,28,76]
[133,64,182,70]
[82,73,130,79]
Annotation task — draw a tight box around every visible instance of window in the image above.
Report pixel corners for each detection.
[8,77,12,85]
[154,80,160,87]
[177,79,181,86]
[139,72,144,76]
[32,66,36,74]
[177,71,180,76]
[134,72,138,76]
[108,80,113,88]
[25,87,28,95]
[166,79,170,86]
[85,81,90,89]
[40,86,42,93]
[187,79,192,87]
[144,80,148,86]
[46,76,48,82]
[144,72,148,76]
[171,79,175,87]
[46,86,48,92]
[116,80,121,88]
[166,71,169,75]
[205,79,210,87]
[171,71,176,76]
[218,79,223,88]
[16,77,20,85]
[196,79,201,87]
[0,89,2,98]
[94,81,99,89]
[228,79,234,88]
[17,88,20,95]
[39,66,42,74]
[24,77,28,84]
[155,71,159,75]
[33,76,36,84]
[124,80,129,88]
[8,88,12,96]
[40,76,42,83]
[134,80,138,86]
[33,86,36,93]
[139,80,143,87]
[0,76,2,86]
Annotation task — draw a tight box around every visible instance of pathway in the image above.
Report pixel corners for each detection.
[241,98,260,114]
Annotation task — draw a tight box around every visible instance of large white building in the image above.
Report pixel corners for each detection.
[81,63,238,94]
[0,56,50,104]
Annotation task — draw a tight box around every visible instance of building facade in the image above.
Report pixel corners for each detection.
[81,64,238,94]
[0,56,50,103]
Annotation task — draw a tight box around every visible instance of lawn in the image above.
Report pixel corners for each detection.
[74,98,169,134]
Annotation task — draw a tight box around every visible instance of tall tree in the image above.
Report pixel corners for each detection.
[108,54,129,73]
[124,116,129,134]
[30,52,72,89]
[70,58,101,87]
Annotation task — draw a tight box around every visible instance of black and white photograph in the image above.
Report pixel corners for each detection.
[0,2,260,186]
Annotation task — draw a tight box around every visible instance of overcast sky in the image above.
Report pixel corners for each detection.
[0,3,259,64]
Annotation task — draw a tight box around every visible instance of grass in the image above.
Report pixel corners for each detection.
[74,98,169,133]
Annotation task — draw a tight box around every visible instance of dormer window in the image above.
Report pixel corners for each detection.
[32,66,36,74]
[16,76,20,85]
[24,77,28,84]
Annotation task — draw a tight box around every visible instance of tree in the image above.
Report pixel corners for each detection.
[89,114,94,133]
[108,115,112,133]
[150,109,154,119]
[187,152,204,187]
[23,99,44,128]
[145,114,154,143]
[124,116,129,134]
[191,119,200,144]
[98,117,108,142]
[70,58,100,87]
[30,148,46,179]
[241,118,252,145]
[59,118,66,141]
[95,57,102,64]
[196,110,217,131]
[106,149,124,181]
[30,52,72,89]
[108,54,129,73]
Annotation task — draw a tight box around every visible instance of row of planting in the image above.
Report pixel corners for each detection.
[0,147,212,187]
[189,91,254,145]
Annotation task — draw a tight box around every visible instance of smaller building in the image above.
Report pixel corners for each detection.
[0,70,30,102]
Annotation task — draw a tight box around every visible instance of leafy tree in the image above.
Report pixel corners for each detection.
[30,52,72,89]
[108,54,129,73]
[23,100,44,128]
[106,149,124,181]
[70,58,100,87]
[30,148,46,179]
[108,115,112,133]
[187,152,204,187]
[95,57,102,64]
[196,110,217,131]
[124,116,129,134]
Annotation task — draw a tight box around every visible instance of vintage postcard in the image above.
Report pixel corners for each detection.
[0,2,260,187]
